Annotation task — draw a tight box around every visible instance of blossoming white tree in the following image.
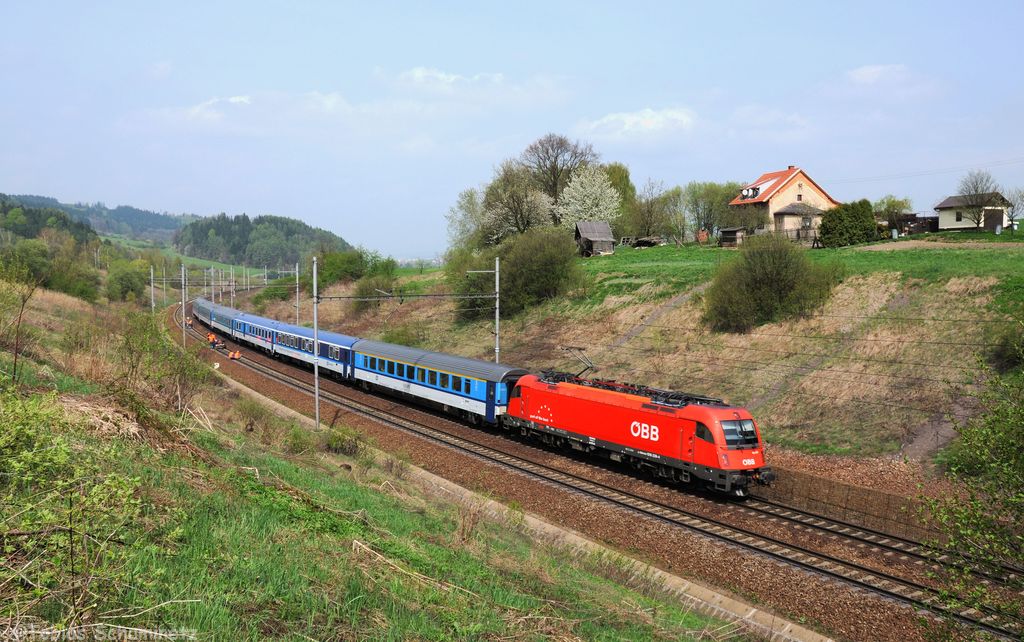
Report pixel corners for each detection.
[554,165,621,230]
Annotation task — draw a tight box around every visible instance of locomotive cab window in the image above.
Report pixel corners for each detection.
[720,419,759,449]
[510,385,521,399]
[696,423,714,443]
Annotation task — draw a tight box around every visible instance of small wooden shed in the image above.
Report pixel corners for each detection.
[575,221,615,257]
[718,227,746,247]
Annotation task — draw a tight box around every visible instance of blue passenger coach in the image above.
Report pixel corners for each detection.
[190,297,526,425]
[352,340,527,424]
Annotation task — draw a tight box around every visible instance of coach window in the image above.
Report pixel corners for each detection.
[440,373,449,388]
[464,379,471,394]
[417,368,425,383]
[428,371,437,386]
[387,361,395,375]
[696,423,714,443]
[452,376,462,392]
[396,363,405,378]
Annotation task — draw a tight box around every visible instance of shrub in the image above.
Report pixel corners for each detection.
[380,323,425,347]
[107,259,148,302]
[450,227,582,320]
[819,199,879,247]
[351,273,395,314]
[285,423,314,454]
[989,323,1023,372]
[703,234,842,332]
[324,426,363,457]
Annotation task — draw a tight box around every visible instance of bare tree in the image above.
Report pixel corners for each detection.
[520,133,599,221]
[482,160,551,243]
[0,259,45,384]
[630,180,672,238]
[957,170,1001,229]
[1006,187,1023,235]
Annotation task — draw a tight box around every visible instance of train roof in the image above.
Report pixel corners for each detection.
[353,339,528,383]
[193,298,358,347]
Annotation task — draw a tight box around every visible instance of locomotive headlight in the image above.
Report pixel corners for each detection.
[721,453,729,466]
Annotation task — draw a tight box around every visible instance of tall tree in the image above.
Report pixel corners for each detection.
[663,186,687,244]
[874,194,913,232]
[957,170,1001,229]
[1006,187,1023,235]
[683,181,744,233]
[482,160,552,244]
[602,163,637,216]
[445,187,487,250]
[554,165,621,231]
[629,180,672,238]
[520,133,599,220]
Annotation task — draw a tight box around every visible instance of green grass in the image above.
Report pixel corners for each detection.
[102,234,258,273]
[904,229,1024,243]
[0,352,99,394]
[569,241,1024,310]
[3,383,730,640]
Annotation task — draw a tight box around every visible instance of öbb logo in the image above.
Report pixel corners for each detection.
[630,421,659,442]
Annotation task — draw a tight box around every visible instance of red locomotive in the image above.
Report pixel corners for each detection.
[503,372,774,496]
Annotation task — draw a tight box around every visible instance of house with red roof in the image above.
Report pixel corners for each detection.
[728,166,840,237]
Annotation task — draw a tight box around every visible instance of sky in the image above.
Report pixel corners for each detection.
[2,1,1023,258]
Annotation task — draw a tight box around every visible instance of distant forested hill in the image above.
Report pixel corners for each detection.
[1,195,98,244]
[173,213,351,267]
[8,194,196,242]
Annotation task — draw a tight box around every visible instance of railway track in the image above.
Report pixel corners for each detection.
[175,304,1022,640]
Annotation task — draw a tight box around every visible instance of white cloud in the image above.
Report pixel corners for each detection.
[846,64,909,85]
[184,95,252,122]
[828,64,938,102]
[576,107,696,141]
[396,67,504,92]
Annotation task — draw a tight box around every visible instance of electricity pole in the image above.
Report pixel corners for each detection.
[312,256,321,430]
[180,264,186,348]
[467,257,501,363]
[295,262,300,325]
[230,265,235,308]
[150,265,155,313]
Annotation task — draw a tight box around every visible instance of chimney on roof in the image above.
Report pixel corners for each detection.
[788,165,795,170]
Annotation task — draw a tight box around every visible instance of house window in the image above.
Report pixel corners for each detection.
[802,216,812,229]
[797,194,802,202]
[955,211,963,222]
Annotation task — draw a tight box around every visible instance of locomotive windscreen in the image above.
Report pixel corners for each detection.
[720,420,759,449]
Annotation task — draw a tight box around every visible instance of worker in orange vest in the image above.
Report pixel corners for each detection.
[208,332,216,348]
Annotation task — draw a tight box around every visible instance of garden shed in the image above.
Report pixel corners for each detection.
[718,227,746,247]
[575,221,615,257]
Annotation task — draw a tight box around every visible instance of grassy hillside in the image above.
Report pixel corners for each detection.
[0,287,733,641]
[251,234,1023,460]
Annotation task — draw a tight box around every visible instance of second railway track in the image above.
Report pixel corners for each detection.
[176,304,1022,640]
